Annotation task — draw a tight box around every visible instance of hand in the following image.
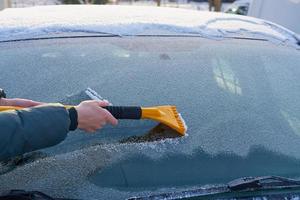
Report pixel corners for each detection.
[75,100,118,133]
[0,98,43,107]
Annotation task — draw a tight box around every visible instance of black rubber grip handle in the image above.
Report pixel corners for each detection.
[104,106,142,119]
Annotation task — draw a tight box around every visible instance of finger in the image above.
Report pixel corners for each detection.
[97,100,110,107]
[103,99,112,105]
[9,98,43,107]
[28,100,44,107]
[93,123,103,129]
[103,109,118,126]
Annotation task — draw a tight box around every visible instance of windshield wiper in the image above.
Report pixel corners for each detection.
[228,176,300,191]
[128,176,300,200]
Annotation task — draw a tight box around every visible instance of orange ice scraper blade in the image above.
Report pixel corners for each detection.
[141,106,187,136]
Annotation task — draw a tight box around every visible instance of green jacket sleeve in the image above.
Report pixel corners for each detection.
[0,104,70,161]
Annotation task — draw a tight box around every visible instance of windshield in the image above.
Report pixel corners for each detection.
[0,37,300,199]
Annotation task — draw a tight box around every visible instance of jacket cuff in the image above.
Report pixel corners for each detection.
[0,88,6,99]
[67,107,78,131]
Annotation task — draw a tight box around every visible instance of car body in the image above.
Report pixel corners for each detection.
[225,0,251,15]
[225,0,300,34]
[0,5,300,200]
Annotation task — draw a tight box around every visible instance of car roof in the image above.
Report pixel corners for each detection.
[0,5,299,48]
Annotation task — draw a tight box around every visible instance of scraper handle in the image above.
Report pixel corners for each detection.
[0,105,143,120]
[104,106,142,120]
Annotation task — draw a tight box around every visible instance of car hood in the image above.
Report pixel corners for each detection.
[0,5,299,48]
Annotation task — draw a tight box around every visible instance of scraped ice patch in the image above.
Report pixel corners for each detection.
[179,113,188,135]
[0,5,299,48]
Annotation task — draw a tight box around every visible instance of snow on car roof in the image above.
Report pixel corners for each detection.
[0,5,299,48]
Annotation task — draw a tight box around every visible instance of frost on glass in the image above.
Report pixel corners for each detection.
[0,37,300,199]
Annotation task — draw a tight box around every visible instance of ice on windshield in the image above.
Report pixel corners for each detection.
[0,37,300,199]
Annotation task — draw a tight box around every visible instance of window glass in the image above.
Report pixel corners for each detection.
[0,37,299,199]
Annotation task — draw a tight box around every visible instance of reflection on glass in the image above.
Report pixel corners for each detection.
[213,58,242,95]
[113,49,130,58]
[281,110,300,136]
[41,52,58,58]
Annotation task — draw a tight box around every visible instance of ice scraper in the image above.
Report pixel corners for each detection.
[0,105,186,136]
[0,87,187,137]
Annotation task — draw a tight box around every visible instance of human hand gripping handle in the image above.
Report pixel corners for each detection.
[75,100,118,133]
[75,101,142,132]
[0,99,140,133]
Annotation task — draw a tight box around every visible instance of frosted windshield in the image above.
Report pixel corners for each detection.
[0,37,299,199]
